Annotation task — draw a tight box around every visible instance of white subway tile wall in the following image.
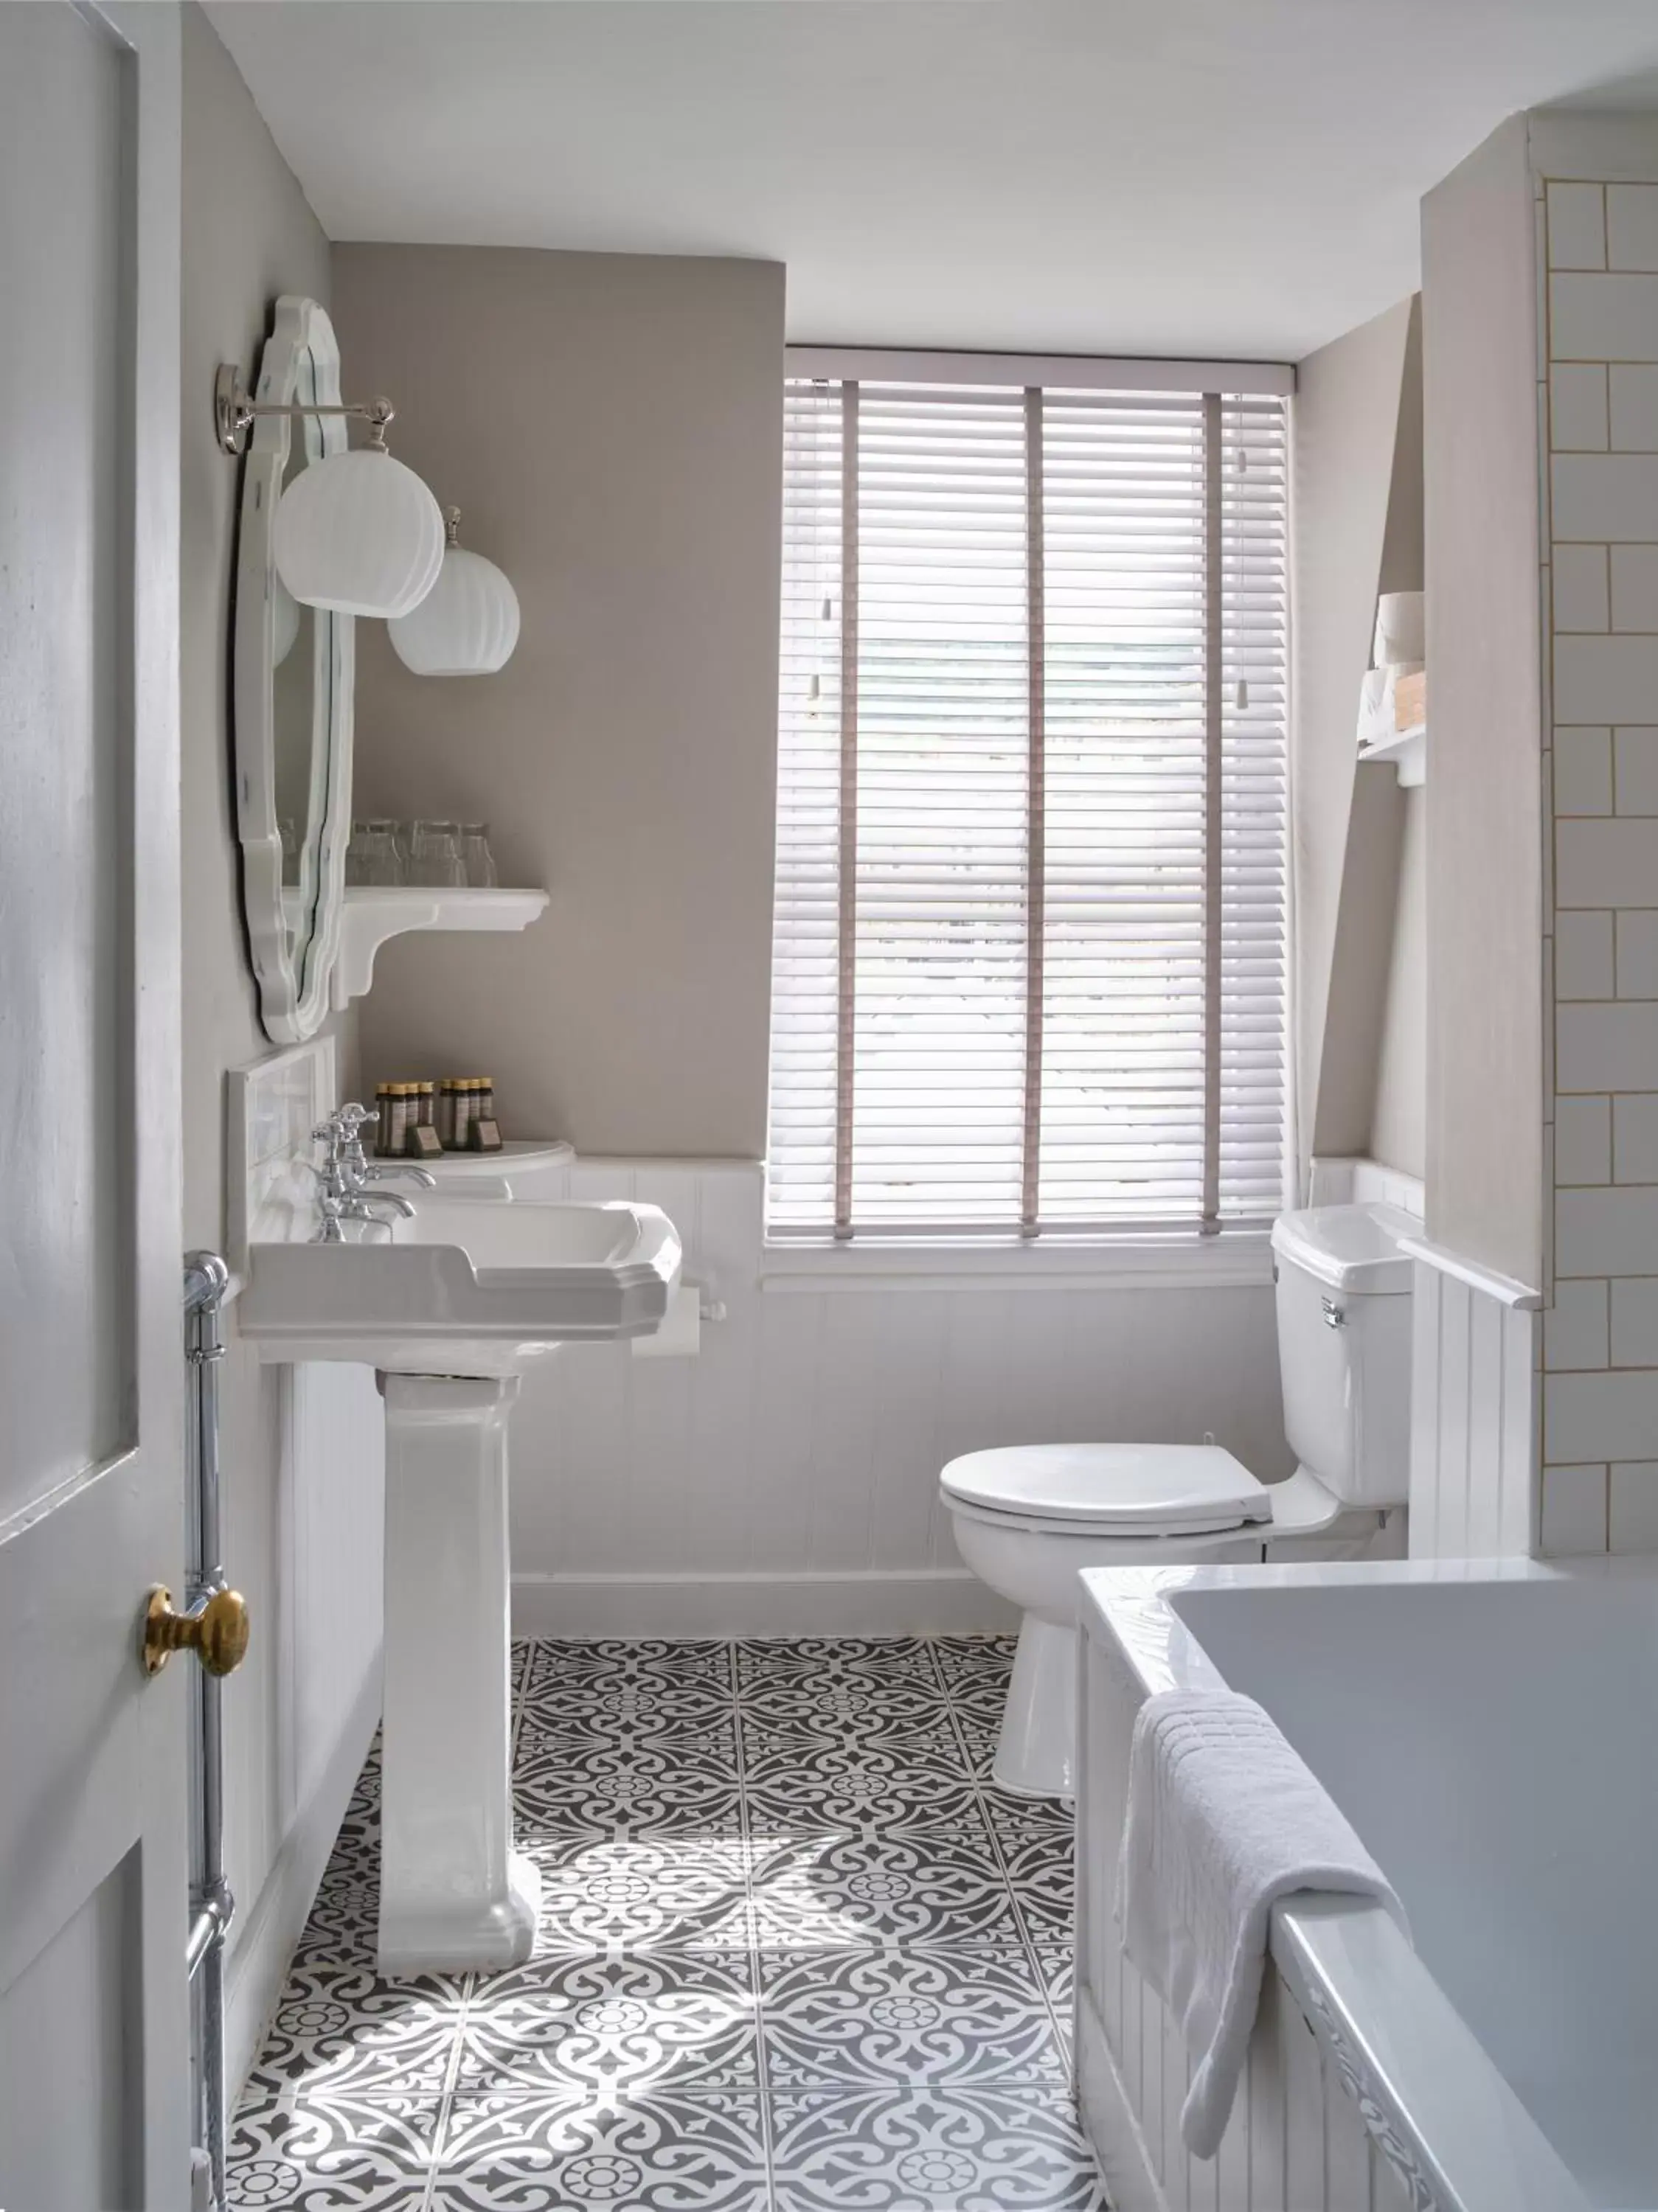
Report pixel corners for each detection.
[1552,362,1610,450]
[1545,171,1658,1557]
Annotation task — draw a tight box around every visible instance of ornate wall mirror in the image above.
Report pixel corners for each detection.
[232,296,354,1043]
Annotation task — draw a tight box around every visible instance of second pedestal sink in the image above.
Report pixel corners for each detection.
[239,1188,681,1975]
[238,1194,681,1373]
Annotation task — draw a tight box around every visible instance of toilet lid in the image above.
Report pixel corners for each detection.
[939,1442,1272,1532]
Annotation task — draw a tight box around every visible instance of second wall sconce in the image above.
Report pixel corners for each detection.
[387,508,521,676]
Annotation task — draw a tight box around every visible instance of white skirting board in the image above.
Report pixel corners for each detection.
[512,1569,1019,1641]
[224,1656,381,2100]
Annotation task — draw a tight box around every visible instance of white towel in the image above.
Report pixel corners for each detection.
[1373,590,1425,665]
[1117,1689,1406,2160]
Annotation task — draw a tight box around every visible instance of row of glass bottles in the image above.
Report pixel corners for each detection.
[345,819,499,889]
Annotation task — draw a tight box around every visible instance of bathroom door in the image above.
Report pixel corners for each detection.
[0,6,191,2208]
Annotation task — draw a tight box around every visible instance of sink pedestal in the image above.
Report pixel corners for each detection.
[378,1371,541,1974]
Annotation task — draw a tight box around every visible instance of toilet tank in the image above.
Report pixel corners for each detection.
[1272,1203,1416,1510]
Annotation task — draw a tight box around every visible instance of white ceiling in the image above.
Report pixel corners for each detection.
[209,0,1658,364]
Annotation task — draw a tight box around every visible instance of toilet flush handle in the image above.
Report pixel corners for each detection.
[1321,1295,1346,1329]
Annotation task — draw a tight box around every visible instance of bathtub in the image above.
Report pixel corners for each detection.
[1075,1556,1658,2212]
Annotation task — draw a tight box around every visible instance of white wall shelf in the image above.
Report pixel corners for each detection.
[332,886,549,1010]
[1356,723,1426,787]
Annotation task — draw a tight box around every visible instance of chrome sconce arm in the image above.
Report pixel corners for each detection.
[215,363,400,456]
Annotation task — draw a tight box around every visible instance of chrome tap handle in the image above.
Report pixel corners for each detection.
[336,1102,375,1181]
[359,1163,437,1189]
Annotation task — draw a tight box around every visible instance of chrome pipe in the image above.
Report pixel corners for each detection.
[184,1252,235,2212]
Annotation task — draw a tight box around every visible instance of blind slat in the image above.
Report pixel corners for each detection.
[768,377,1288,1237]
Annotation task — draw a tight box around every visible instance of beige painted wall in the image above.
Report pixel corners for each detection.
[1371,787,1426,1176]
[1291,296,1422,1187]
[180,4,378,2082]
[1421,116,1544,1285]
[332,246,785,1158]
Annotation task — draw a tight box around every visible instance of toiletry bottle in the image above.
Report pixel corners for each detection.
[437,1079,458,1151]
[375,1083,396,1158]
[471,1076,502,1152]
[407,1082,443,1159]
[451,1080,475,1152]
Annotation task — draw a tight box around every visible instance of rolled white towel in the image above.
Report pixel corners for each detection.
[1373,590,1424,667]
[1117,1688,1407,2160]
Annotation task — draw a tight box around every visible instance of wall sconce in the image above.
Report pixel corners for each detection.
[215,366,445,620]
[386,508,521,676]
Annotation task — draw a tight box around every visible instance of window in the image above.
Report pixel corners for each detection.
[766,355,1289,1243]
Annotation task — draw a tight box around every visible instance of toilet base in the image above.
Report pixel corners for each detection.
[993,1615,1078,1800]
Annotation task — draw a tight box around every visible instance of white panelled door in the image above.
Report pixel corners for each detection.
[0,6,189,2208]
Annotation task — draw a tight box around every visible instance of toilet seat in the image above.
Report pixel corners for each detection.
[939,1441,1273,1542]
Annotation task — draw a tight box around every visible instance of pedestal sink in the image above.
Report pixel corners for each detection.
[239,1196,680,1974]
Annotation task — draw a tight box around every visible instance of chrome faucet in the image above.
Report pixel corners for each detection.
[311,1105,436,1242]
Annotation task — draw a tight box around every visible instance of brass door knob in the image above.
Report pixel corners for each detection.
[144,1585,251,1677]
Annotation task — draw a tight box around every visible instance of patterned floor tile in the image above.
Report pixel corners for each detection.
[243,1968,468,2101]
[743,1776,991,1847]
[434,2091,770,2210]
[759,1946,1066,2088]
[523,1638,735,1703]
[515,1764,747,1846]
[516,1704,742,1784]
[946,1674,1017,1734]
[735,1638,944,1694]
[768,2087,1107,2211]
[530,1834,756,1953]
[227,2093,437,2210]
[234,1637,1098,2212]
[457,1950,759,2097]
[931,1637,1018,1694]
[984,1800,1074,1933]
[738,1672,957,1738]
[292,1876,381,1969]
[747,1828,1027,1951]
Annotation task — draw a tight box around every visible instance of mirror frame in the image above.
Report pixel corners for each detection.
[233,294,355,1044]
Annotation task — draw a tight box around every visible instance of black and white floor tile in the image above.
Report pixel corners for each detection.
[229,1636,1106,2211]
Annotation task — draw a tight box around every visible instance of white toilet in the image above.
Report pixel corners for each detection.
[941,1202,1415,1798]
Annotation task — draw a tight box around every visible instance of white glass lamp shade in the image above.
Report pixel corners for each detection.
[387,544,521,675]
[272,448,445,619]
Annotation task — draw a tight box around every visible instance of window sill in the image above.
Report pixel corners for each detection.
[757,1233,1275,1295]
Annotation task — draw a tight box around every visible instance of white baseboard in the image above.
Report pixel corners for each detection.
[224,1658,382,2100]
[511,1569,1019,1639]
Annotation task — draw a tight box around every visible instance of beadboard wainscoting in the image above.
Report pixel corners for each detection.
[1075,1632,1420,2212]
[504,1161,1293,1638]
[222,1338,385,2097]
[1404,1247,1539,1559]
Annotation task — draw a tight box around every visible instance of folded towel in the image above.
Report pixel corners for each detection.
[1373,590,1425,665]
[1117,1689,1406,2160]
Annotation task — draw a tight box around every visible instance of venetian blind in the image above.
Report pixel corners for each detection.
[767,368,1288,1240]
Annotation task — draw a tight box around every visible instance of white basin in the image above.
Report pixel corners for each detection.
[238,1196,681,1375]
